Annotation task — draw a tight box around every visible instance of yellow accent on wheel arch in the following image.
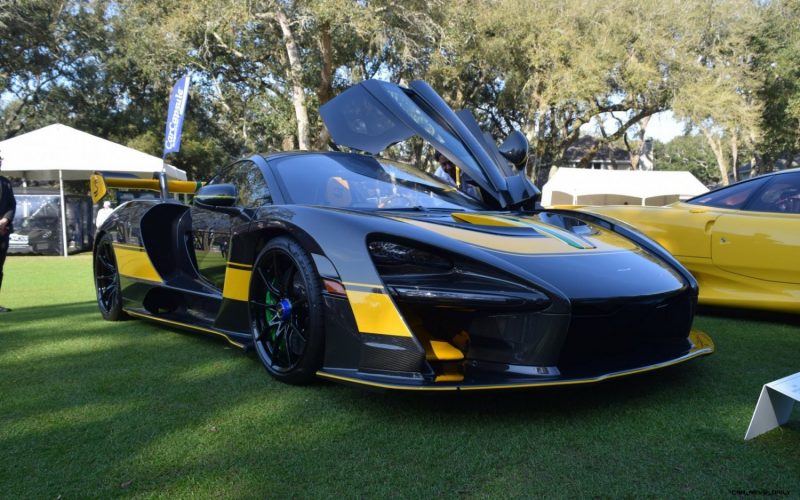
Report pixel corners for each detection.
[113,244,162,283]
[222,266,252,302]
[345,290,412,337]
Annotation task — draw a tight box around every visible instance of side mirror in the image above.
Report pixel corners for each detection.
[194,183,238,208]
[498,130,529,167]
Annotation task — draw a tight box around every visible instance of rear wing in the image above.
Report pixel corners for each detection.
[90,172,204,204]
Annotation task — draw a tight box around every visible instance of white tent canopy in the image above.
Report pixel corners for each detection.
[542,167,708,207]
[0,123,187,256]
[0,123,186,181]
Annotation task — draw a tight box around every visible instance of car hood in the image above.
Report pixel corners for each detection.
[377,209,688,300]
[385,210,637,254]
[320,80,539,209]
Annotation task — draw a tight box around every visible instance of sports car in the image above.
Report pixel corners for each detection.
[578,169,800,313]
[92,79,713,390]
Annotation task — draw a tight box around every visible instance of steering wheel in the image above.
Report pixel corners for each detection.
[381,195,414,209]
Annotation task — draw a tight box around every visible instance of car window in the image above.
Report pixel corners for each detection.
[744,173,800,214]
[272,153,485,211]
[214,160,272,208]
[687,177,770,209]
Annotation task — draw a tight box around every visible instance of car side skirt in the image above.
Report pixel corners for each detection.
[125,309,250,349]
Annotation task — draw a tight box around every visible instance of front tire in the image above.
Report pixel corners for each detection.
[249,236,325,384]
[94,233,127,321]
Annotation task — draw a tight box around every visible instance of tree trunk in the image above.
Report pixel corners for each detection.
[524,123,539,180]
[275,8,310,150]
[633,115,651,169]
[315,21,334,149]
[748,130,760,177]
[730,133,739,182]
[700,127,729,185]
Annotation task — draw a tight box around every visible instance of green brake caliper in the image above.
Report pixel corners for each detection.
[264,289,278,342]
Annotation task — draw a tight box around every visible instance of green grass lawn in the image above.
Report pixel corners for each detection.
[1,255,798,498]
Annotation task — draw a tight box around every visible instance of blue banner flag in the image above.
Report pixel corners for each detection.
[163,73,191,157]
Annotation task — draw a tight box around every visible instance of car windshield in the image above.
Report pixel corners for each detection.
[274,153,485,211]
[686,176,770,209]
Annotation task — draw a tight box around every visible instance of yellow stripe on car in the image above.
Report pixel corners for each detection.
[345,290,413,337]
[427,340,464,361]
[450,212,521,227]
[90,173,203,204]
[222,264,252,302]
[452,212,595,249]
[396,217,589,254]
[113,244,162,283]
[126,310,245,349]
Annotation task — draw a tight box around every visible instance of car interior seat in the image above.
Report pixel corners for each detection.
[786,195,800,213]
[324,176,352,208]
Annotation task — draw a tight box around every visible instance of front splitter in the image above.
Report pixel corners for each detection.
[316,329,714,391]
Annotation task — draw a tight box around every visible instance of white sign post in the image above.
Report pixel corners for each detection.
[744,372,800,440]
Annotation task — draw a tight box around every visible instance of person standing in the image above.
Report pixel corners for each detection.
[433,151,479,198]
[433,151,458,186]
[95,200,114,230]
[0,164,17,313]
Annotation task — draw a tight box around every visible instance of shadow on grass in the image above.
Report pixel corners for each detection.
[0,301,100,333]
[1,300,798,497]
[0,300,740,421]
[0,302,273,496]
[1,299,786,419]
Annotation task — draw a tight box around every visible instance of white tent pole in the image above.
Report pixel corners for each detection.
[59,170,68,257]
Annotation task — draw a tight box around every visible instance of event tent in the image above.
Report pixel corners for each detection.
[0,123,187,255]
[0,124,186,180]
[541,167,708,207]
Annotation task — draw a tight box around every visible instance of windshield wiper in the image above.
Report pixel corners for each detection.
[377,206,475,213]
[377,206,430,212]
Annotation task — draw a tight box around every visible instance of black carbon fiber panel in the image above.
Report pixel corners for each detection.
[359,334,426,374]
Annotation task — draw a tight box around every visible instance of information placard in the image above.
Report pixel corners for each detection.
[744,372,800,440]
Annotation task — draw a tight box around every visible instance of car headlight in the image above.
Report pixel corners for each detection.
[368,237,551,310]
[368,239,452,274]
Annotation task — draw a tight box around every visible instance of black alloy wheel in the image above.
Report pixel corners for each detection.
[94,233,127,321]
[250,236,325,384]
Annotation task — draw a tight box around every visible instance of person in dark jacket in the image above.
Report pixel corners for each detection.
[0,164,16,313]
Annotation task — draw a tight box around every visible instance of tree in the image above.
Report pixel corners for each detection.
[423,0,711,182]
[751,0,800,172]
[653,135,720,185]
[113,0,445,156]
[0,0,108,138]
[0,0,230,179]
[1,0,777,186]
[670,0,761,185]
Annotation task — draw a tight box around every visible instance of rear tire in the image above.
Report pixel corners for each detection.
[94,233,127,321]
[249,236,325,384]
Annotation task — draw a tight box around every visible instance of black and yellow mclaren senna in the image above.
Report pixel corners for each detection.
[92,80,713,390]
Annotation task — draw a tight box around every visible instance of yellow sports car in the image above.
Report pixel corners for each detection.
[577,169,800,313]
